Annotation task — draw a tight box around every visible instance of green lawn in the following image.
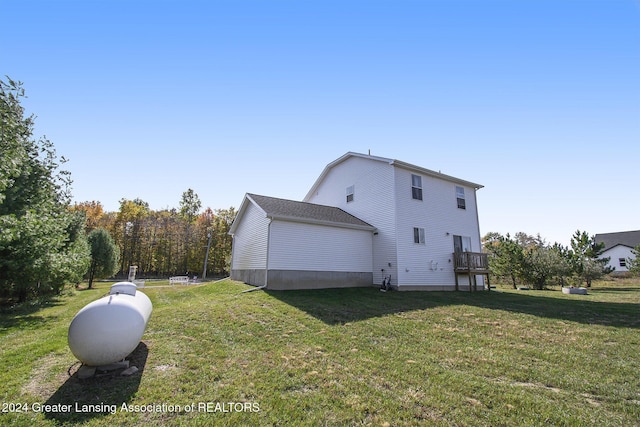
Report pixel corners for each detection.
[1,278,639,426]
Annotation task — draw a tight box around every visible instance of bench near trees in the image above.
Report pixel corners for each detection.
[169,276,191,285]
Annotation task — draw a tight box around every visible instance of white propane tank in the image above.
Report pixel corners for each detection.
[68,282,152,366]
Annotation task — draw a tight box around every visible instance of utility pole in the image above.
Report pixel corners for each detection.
[202,232,212,279]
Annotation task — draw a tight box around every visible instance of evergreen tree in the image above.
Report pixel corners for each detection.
[484,233,525,289]
[87,228,120,288]
[569,230,611,287]
[626,244,640,276]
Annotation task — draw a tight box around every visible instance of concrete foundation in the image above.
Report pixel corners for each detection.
[267,270,373,290]
[232,270,490,291]
[232,269,373,290]
[231,269,266,287]
[396,284,487,291]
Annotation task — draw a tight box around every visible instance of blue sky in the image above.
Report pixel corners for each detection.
[2,0,639,245]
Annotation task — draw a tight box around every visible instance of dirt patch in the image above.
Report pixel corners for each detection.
[22,352,76,400]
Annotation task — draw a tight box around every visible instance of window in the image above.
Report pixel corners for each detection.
[346,185,354,203]
[411,174,423,200]
[619,258,627,268]
[413,227,425,244]
[456,186,466,209]
[453,235,472,253]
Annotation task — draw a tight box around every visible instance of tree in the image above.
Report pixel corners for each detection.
[626,244,640,276]
[86,228,119,288]
[569,230,611,287]
[179,188,201,222]
[484,233,525,289]
[179,189,201,274]
[522,244,571,290]
[0,77,90,302]
[114,198,149,275]
[70,200,105,233]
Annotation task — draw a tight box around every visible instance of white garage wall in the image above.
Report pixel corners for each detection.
[268,220,373,273]
[231,201,269,270]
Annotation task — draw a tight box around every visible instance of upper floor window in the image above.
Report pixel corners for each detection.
[456,186,466,209]
[414,227,425,244]
[346,185,354,203]
[411,175,423,200]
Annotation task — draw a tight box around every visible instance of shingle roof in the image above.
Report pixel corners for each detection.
[595,230,640,250]
[247,194,374,230]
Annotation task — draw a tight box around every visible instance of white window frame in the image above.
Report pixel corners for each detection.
[411,174,423,201]
[456,186,466,210]
[413,227,425,244]
[619,258,627,268]
[346,185,354,203]
[453,235,472,253]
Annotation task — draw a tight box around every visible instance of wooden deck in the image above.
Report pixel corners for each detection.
[453,252,490,292]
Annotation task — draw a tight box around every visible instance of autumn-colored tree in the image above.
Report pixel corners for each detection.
[114,198,149,275]
[86,194,234,279]
[70,200,105,232]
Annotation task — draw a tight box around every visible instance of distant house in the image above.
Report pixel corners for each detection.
[594,230,640,273]
[229,152,487,291]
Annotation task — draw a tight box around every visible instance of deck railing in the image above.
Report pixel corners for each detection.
[453,252,489,272]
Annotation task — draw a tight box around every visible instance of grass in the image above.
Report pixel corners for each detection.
[1,278,639,426]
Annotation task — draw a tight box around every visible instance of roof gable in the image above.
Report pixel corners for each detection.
[595,230,640,250]
[229,193,375,234]
[305,151,483,201]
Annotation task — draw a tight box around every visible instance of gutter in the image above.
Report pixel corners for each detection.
[266,214,376,232]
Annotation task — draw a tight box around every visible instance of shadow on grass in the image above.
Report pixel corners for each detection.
[0,298,64,333]
[266,287,640,328]
[43,342,148,425]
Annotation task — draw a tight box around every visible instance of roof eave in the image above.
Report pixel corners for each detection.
[391,159,484,189]
[267,214,376,232]
[228,193,266,235]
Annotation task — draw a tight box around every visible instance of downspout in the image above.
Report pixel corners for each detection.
[265,218,272,289]
[229,232,235,279]
[473,188,482,252]
[473,187,484,289]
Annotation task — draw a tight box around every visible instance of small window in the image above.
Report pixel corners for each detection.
[411,174,423,200]
[413,227,425,244]
[619,258,627,268]
[456,186,466,209]
[346,185,354,203]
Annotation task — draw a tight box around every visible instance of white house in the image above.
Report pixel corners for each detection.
[595,230,640,273]
[229,152,487,291]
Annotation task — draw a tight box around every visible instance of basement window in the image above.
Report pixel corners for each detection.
[411,175,423,200]
[456,186,466,210]
[346,185,354,203]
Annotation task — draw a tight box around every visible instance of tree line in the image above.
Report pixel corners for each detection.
[483,230,617,290]
[1,77,235,304]
[70,196,236,282]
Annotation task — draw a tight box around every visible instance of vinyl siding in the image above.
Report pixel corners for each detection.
[230,201,269,270]
[268,220,372,272]
[601,245,634,272]
[394,167,482,287]
[305,156,397,284]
